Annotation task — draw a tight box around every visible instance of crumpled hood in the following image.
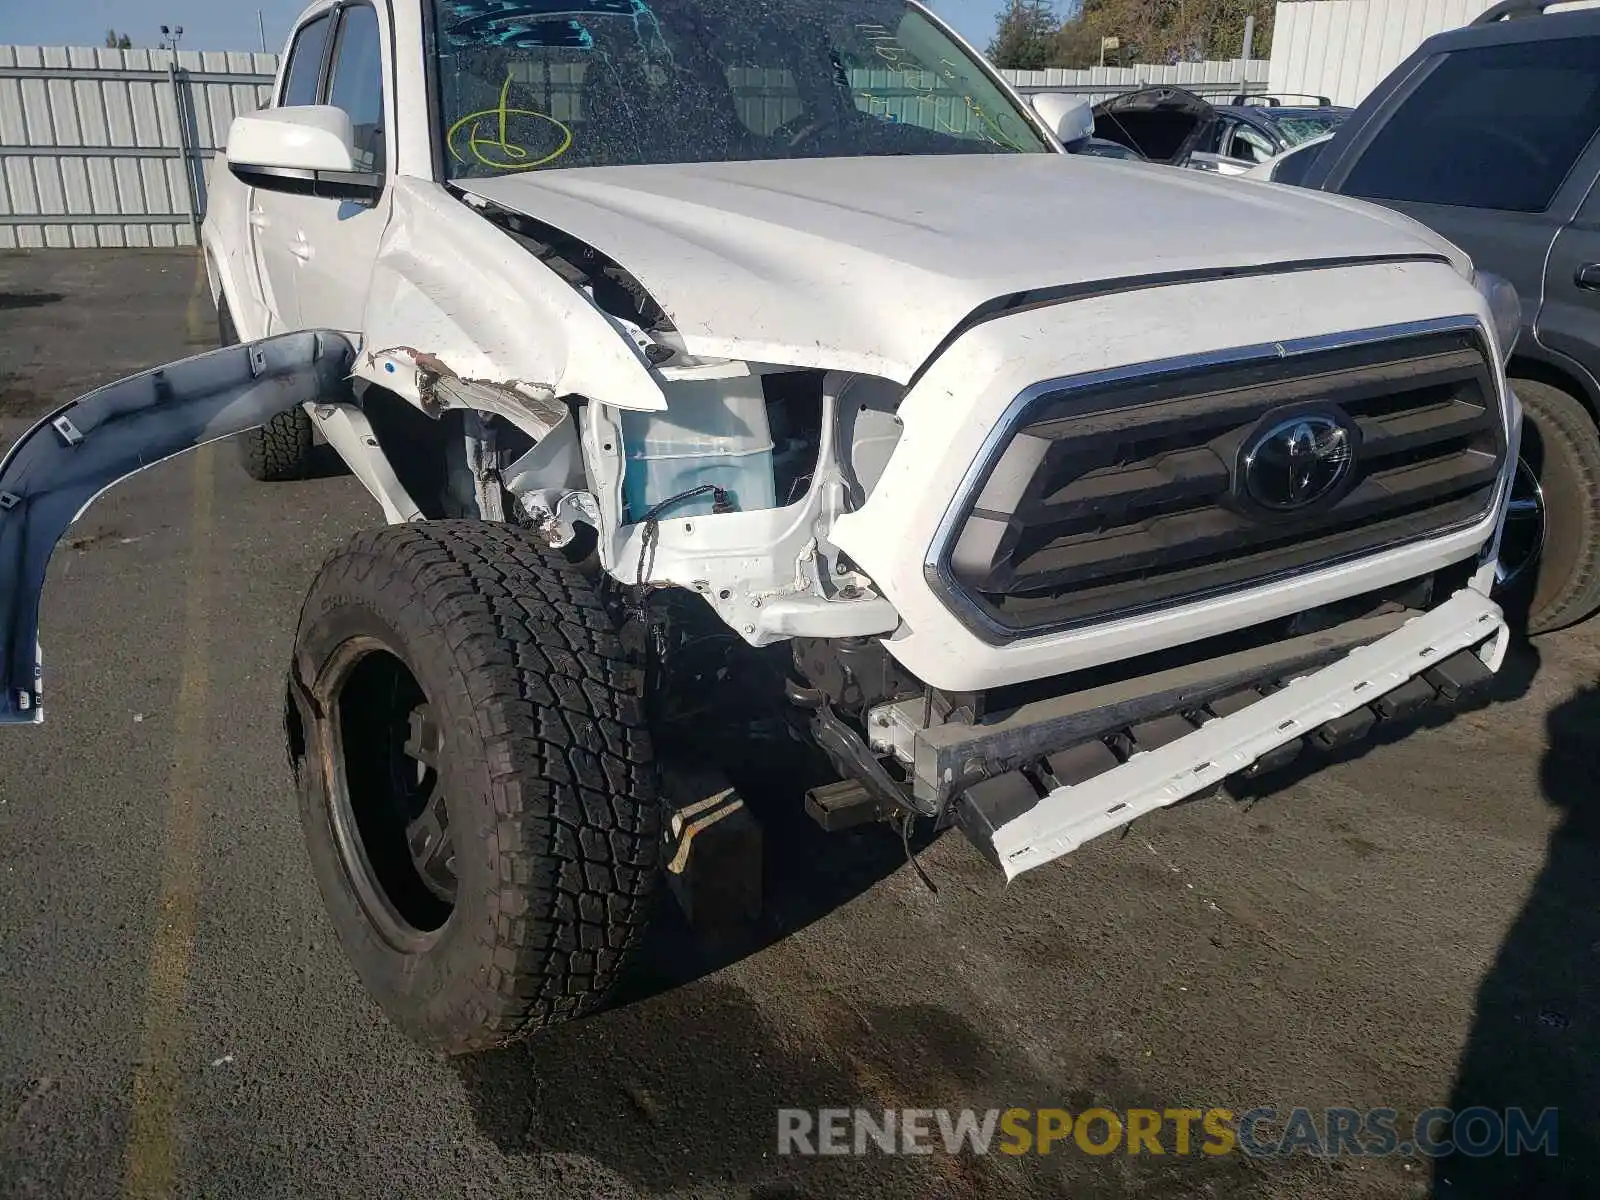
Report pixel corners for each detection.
[459,154,1468,382]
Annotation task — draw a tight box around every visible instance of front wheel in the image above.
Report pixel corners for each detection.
[286,521,661,1053]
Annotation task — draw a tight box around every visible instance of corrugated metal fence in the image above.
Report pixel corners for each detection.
[0,47,1266,248]
[1002,59,1270,104]
[0,45,277,249]
[1267,0,1600,107]
[1266,0,1497,107]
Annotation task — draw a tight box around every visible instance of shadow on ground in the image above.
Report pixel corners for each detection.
[455,742,1332,1197]
[616,735,920,1008]
[297,441,352,481]
[0,291,63,312]
[1433,677,1600,1198]
[455,982,1298,1199]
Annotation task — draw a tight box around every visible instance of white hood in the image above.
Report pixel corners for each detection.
[459,154,1468,382]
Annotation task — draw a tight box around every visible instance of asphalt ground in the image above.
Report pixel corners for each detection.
[2,249,1599,1200]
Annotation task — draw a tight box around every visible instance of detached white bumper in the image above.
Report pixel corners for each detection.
[990,588,1508,880]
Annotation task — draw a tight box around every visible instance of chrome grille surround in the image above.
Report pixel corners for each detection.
[924,317,1509,644]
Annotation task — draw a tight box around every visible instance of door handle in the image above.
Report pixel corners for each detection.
[289,236,313,263]
[1576,262,1600,290]
[248,210,268,230]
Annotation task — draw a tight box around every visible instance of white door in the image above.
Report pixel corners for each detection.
[288,1,392,335]
[250,7,336,330]
[288,3,390,339]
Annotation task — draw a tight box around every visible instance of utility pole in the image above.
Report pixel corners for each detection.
[158,25,201,244]
[258,11,269,53]
[1239,14,1255,99]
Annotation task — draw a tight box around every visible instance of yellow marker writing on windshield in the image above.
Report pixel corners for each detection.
[447,72,573,172]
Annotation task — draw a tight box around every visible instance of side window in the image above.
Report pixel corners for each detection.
[280,13,332,108]
[727,67,806,138]
[327,5,387,175]
[1230,125,1275,164]
[1342,37,1600,213]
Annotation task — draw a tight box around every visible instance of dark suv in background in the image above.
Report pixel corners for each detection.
[1260,0,1600,633]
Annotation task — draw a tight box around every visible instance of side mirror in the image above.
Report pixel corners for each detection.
[1031,93,1094,147]
[226,106,382,204]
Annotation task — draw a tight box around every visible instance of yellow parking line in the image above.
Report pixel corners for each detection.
[185,251,209,346]
[123,444,215,1200]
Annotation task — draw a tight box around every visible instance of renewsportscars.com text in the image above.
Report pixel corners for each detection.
[777,1106,1559,1159]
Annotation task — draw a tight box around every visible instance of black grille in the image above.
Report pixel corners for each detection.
[939,328,1504,638]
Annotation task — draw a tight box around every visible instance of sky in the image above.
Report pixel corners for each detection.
[0,0,1008,55]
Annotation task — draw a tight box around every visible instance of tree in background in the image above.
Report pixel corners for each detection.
[104,30,133,49]
[990,0,1273,69]
[988,0,1060,70]
[1052,17,1105,66]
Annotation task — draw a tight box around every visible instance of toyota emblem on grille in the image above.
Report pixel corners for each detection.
[1241,412,1357,511]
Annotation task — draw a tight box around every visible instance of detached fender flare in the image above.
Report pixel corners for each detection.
[0,330,355,724]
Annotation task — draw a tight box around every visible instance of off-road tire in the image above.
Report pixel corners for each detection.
[1509,379,1600,634]
[219,298,317,481]
[287,521,661,1053]
[239,408,316,481]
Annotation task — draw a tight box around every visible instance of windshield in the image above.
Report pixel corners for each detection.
[1264,111,1347,147]
[428,0,1049,177]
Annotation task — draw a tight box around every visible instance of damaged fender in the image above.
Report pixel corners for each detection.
[0,330,355,724]
[354,180,667,420]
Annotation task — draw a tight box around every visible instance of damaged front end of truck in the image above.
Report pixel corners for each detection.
[0,241,1520,891]
[0,209,1524,1071]
[0,174,1524,911]
[0,0,1534,1063]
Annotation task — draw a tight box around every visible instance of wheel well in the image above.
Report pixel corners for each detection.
[361,385,455,520]
[1508,355,1600,428]
[359,385,540,521]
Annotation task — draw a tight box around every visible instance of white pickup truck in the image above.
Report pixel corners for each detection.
[0,0,1521,1052]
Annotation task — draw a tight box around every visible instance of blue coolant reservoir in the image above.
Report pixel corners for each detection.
[621,376,777,520]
